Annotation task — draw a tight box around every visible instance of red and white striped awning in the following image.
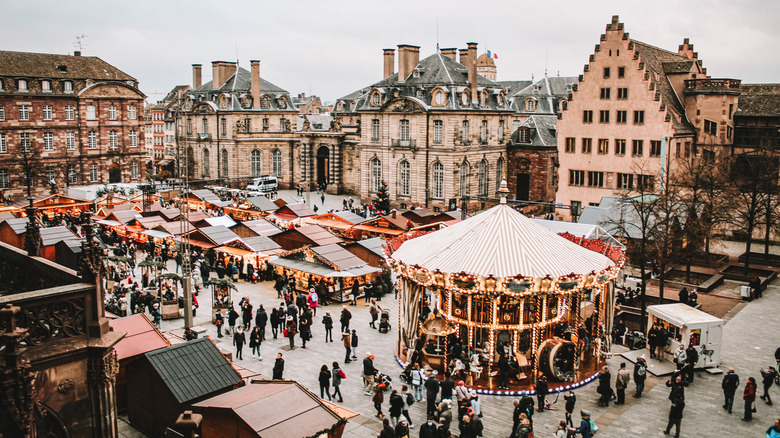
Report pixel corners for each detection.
[392,204,614,279]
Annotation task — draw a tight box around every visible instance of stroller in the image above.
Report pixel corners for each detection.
[375,372,392,391]
[625,331,647,350]
[378,309,391,333]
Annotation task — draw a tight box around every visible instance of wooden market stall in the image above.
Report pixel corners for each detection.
[232,218,282,239]
[153,273,184,319]
[0,217,32,249]
[352,210,413,239]
[270,224,343,251]
[193,381,347,438]
[39,226,80,262]
[194,215,237,229]
[388,188,626,394]
[9,194,92,219]
[343,237,388,269]
[647,303,723,368]
[269,243,380,301]
[94,202,140,220]
[205,278,237,322]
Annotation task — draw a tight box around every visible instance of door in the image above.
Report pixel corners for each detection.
[516,173,530,201]
[316,146,329,186]
[108,162,121,183]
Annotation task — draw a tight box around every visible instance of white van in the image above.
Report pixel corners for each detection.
[247,176,278,193]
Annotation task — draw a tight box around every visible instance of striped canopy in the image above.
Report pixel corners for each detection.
[392,204,614,279]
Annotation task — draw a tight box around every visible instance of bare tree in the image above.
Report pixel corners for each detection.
[14,141,45,200]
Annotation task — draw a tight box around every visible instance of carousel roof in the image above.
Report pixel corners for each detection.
[391,204,615,279]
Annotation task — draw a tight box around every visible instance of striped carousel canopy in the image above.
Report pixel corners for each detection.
[391,204,615,279]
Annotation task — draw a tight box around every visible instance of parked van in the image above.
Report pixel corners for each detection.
[246,175,278,193]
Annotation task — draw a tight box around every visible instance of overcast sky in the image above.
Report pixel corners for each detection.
[3,0,778,104]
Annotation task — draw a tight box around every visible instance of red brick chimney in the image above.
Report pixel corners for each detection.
[467,42,478,103]
[397,45,420,82]
[459,48,469,67]
[192,64,202,89]
[251,60,261,109]
[383,49,395,79]
[211,61,236,90]
[441,48,457,60]
[391,209,397,219]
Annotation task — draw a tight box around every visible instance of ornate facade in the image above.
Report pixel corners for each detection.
[0,51,147,200]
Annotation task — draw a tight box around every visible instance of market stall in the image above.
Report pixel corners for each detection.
[153,273,183,320]
[205,278,236,323]
[647,303,723,368]
[388,184,625,393]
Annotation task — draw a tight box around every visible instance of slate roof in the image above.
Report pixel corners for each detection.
[353,237,387,259]
[510,76,577,115]
[0,50,135,82]
[2,218,30,235]
[144,337,241,404]
[511,115,558,147]
[335,51,514,113]
[189,66,295,113]
[295,225,343,246]
[737,84,780,117]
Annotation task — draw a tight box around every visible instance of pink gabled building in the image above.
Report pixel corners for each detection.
[556,15,740,220]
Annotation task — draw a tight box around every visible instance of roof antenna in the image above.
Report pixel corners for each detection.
[436,17,440,51]
[545,52,548,77]
[74,34,88,52]
[232,40,240,92]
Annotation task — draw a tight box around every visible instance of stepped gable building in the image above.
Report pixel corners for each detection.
[507,75,577,206]
[177,60,356,193]
[151,85,190,177]
[0,50,147,199]
[333,43,512,212]
[556,16,740,220]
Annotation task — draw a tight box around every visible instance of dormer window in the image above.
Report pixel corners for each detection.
[337,102,344,111]
[518,127,531,143]
[63,81,73,93]
[277,97,287,110]
[57,64,68,74]
[480,90,488,107]
[41,80,51,92]
[413,70,421,78]
[496,93,505,108]
[461,91,470,107]
[371,92,381,107]
[260,95,271,110]
[433,90,445,106]
[416,89,424,99]
[17,79,28,92]
[241,95,253,109]
[525,99,536,112]
[219,95,229,109]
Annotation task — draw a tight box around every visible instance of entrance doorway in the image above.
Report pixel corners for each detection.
[316,146,329,186]
[516,173,530,201]
[108,162,121,183]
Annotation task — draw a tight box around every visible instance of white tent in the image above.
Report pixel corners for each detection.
[647,303,723,368]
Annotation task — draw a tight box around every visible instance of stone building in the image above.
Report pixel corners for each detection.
[177,60,355,192]
[555,16,740,220]
[333,43,513,212]
[292,93,326,114]
[0,50,147,200]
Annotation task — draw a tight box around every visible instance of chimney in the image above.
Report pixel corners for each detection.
[250,60,261,109]
[459,48,469,67]
[383,48,395,79]
[467,42,478,103]
[212,61,236,90]
[391,209,397,219]
[175,410,202,438]
[192,64,202,89]
[441,48,457,60]
[74,51,81,57]
[397,45,420,82]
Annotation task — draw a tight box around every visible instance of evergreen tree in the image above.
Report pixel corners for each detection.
[374,181,391,215]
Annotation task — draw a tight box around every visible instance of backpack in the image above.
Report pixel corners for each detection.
[637,365,646,377]
[589,419,599,435]
[338,369,346,379]
[406,392,415,406]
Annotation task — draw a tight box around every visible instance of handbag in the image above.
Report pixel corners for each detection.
[283,329,288,337]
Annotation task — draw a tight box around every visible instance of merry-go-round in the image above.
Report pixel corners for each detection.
[387,185,625,395]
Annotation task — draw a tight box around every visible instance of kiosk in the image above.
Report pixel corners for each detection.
[647,303,723,368]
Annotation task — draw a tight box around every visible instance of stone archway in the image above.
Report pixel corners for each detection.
[108,162,121,184]
[316,146,329,186]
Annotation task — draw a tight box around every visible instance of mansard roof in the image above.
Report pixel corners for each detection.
[187,66,295,112]
[0,50,135,81]
[512,115,558,147]
[511,76,577,115]
[737,83,780,117]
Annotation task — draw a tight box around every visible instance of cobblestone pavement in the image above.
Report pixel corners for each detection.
[135,234,780,437]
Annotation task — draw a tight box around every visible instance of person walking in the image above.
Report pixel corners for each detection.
[663,398,685,437]
[615,362,631,405]
[767,419,780,438]
[319,364,333,401]
[299,309,312,349]
[424,373,440,419]
[683,344,698,383]
[564,390,577,428]
[233,326,246,360]
[332,361,345,402]
[256,304,268,340]
[351,329,359,360]
[400,385,415,428]
[512,413,532,438]
[573,410,593,438]
[388,390,403,428]
[214,309,224,338]
[342,331,352,363]
[633,356,647,398]
[554,420,568,438]
[419,417,438,438]
[369,300,381,329]
[227,306,239,335]
[743,376,758,421]
[761,365,777,405]
[597,366,612,407]
[378,418,393,438]
[722,368,740,414]
[536,375,549,411]
[285,315,297,349]
[270,305,281,339]
[340,306,352,333]
[308,288,319,316]
[241,299,253,330]
[395,418,410,438]
[363,352,378,395]
[373,384,385,419]
[272,353,284,380]
[322,312,334,342]
[249,326,262,360]
[410,363,424,401]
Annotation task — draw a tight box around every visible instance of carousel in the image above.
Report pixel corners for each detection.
[388,182,625,394]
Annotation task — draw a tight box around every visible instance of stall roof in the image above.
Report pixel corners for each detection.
[186,211,210,223]
[270,257,378,277]
[304,217,353,230]
[196,225,240,246]
[275,203,317,219]
[144,337,242,404]
[392,204,615,278]
[295,225,343,245]
[2,218,30,235]
[153,221,195,236]
[240,219,282,237]
[40,226,79,246]
[143,229,174,239]
[109,313,170,361]
[192,381,344,438]
[647,303,723,327]
[333,210,370,224]
[246,196,278,212]
[202,215,237,228]
[274,196,301,207]
[157,208,183,221]
[104,210,140,225]
[236,236,281,253]
[353,237,387,259]
[190,189,222,204]
[96,219,122,227]
[352,224,404,236]
[0,212,16,221]
[312,244,368,270]
[134,215,169,230]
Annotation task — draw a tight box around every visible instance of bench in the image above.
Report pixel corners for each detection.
[698,274,724,293]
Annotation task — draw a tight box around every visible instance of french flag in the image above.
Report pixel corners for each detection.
[487,50,498,60]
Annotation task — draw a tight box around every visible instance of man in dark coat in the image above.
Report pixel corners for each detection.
[424,374,440,418]
[233,326,246,360]
[440,371,455,401]
[241,300,253,330]
[536,375,549,411]
[270,306,280,339]
[255,304,268,340]
[272,353,284,379]
[663,398,685,437]
[722,368,740,414]
[760,366,777,405]
[683,345,698,383]
[340,306,352,333]
[497,353,510,390]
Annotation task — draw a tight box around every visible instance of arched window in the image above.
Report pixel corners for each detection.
[432,162,444,199]
[371,158,382,193]
[202,149,210,177]
[272,149,282,178]
[478,159,488,196]
[525,99,536,112]
[221,149,228,178]
[496,157,504,190]
[460,161,469,198]
[399,160,410,196]
[250,150,261,177]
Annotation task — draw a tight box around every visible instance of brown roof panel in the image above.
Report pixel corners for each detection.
[0,50,136,81]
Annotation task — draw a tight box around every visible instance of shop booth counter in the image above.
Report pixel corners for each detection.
[647,303,723,368]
